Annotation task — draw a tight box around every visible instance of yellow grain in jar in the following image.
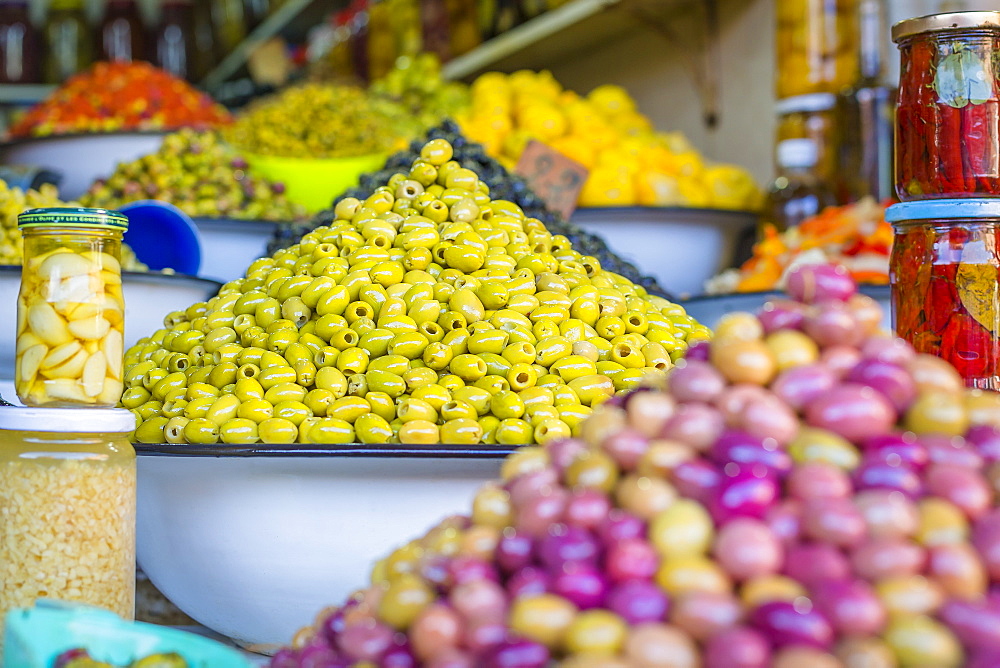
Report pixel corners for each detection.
[0,407,136,653]
[15,208,128,408]
[776,0,859,98]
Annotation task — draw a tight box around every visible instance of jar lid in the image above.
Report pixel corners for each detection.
[0,407,135,433]
[892,11,1000,43]
[18,207,129,231]
[886,198,1000,222]
[775,93,837,116]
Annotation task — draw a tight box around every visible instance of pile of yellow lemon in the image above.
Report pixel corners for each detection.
[455,71,761,211]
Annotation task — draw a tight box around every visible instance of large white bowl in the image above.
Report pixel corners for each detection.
[0,132,167,199]
[0,266,221,381]
[569,207,758,298]
[680,285,893,333]
[134,445,510,653]
[191,218,281,283]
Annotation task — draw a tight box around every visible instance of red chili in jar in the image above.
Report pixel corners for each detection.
[893,12,1000,200]
[888,199,1000,389]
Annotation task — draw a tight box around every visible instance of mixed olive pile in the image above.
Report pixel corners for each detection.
[224,85,416,160]
[273,121,670,298]
[368,55,472,133]
[0,181,144,269]
[55,648,188,668]
[123,138,706,446]
[82,130,307,222]
[271,264,1000,667]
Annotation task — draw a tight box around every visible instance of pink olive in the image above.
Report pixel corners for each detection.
[787,463,852,500]
[850,538,926,581]
[668,359,727,404]
[713,518,783,580]
[805,383,897,444]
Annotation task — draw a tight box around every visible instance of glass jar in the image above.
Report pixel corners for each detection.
[776,0,859,99]
[0,0,41,84]
[15,208,129,408]
[44,0,91,84]
[887,199,1000,389]
[155,0,196,80]
[0,407,137,653]
[367,0,395,81]
[212,0,247,54]
[98,0,145,64]
[776,93,838,187]
[893,11,1000,200]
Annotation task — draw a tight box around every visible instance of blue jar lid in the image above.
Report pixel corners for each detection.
[885,198,1000,223]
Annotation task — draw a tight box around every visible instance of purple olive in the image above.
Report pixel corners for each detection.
[853,460,923,497]
[669,359,727,404]
[805,302,862,348]
[925,463,992,519]
[786,264,857,305]
[771,364,838,412]
[507,566,550,598]
[659,402,725,451]
[708,463,779,523]
[551,563,607,609]
[860,335,916,365]
[846,359,917,412]
[602,427,651,470]
[758,299,807,333]
[564,488,612,530]
[787,463,851,500]
[538,525,600,569]
[972,510,1000,580]
[670,458,722,504]
[710,430,792,477]
[863,433,929,469]
[967,425,1000,462]
[496,530,534,573]
[922,435,984,469]
[850,538,926,581]
[483,638,549,668]
[447,557,499,587]
[810,578,887,636]
[939,599,1000,649]
[605,579,669,625]
[739,393,800,448]
[805,383,897,444]
[338,621,394,662]
[606,537,658,582]
[783,543,850,585]
[545,438,589,472]
[704,626,771,668]
[685,341,710,361]
[765,499,803,545]
[820,345,863,378]
[802,497,867,547]
[750,599,834,650]
[381,642,417,668]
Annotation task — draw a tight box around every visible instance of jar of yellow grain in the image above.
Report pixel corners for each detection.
[14,208,128,408]
[0,407,136,653]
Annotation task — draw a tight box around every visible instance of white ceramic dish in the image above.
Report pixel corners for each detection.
[192,218,281,283]
[680,285,893,333]
[569,207,757,298]
[134,445,511,653]
[0,132,167,200]
[0,267,221,381]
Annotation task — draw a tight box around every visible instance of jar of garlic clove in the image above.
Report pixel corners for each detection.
[15,208,129,408]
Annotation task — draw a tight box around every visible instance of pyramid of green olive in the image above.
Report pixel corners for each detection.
[123,138,709,446]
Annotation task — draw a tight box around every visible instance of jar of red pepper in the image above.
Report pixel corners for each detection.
[893,12,1000,200]
[887,199,1000,389]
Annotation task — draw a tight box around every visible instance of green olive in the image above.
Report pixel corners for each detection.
[220,418,259,444]
[306,418,355,444]
[490,390,526,419]
[450,353,488,382]
[237,399,274,423]
[134,417,169,444]
[328,396,371,423]
[397,397,438,423]
[440,418,484,444]
[367,369,407,398]
[496,418,533,444]
[258,417,298,444]
[184,418,220,444]
[366,391,397,421]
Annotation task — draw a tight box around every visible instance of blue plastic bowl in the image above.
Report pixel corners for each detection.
[120,200,202,275]
[3,601,253,668]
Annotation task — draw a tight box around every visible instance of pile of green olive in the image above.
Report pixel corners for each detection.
[123,138,708,445]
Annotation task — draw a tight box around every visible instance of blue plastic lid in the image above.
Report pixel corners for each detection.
[119,200,202,275]
[885,198,1000,223]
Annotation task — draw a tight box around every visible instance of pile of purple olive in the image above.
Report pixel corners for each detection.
[271,264,1000,667]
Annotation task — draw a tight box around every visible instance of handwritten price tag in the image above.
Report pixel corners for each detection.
[515,140,589,221]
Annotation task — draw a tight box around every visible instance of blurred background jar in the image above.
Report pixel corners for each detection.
[44,0,91,84]
[212,0,246,55]
[98,0,145,64]
[191,0,217,82]
[367,0,395,81]
[154,0,196,80]
[835,0,895,203]
[243,0,270,32]
[776,0,859,99]
[0,0,41,84]
[766,138,839,230]
[775,93,838,192]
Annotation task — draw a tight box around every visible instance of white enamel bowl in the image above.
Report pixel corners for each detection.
[133,445,510,654]
[569,207,758,298]
[0,132,168,200]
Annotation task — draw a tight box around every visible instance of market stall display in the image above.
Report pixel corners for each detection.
[81,129,307,223]
[367,54,472,132]
[8,62,232,138]
[123,136,709,447]
[270,264,1000,667]
[455,71,760,210]
[705,198,891,295]
[281,121,675,299]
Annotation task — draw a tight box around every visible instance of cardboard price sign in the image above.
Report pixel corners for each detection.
[515,140,589,221]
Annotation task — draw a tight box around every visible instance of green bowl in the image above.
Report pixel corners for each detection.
[244,151,387,214]
[3,601,253,668]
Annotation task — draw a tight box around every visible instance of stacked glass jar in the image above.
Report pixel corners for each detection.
[888,12,1000,390]
[0,208,136,652]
